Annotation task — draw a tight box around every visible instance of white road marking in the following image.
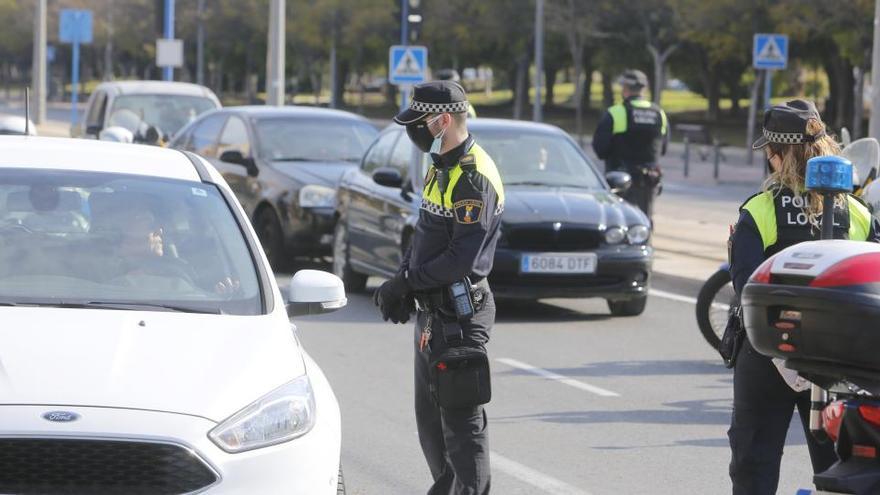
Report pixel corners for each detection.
[650,288,730,311]
[492,450,592,495]
[495,357,620,397]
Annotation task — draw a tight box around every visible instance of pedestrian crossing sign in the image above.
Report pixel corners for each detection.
[389,45,428,85]
[753,34,788,70]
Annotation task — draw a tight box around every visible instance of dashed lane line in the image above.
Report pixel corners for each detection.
[491,450,592,495]
[495,357,620,397]
[650,288,730,311]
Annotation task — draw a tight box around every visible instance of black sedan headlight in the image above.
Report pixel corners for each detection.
[626,225,650,244]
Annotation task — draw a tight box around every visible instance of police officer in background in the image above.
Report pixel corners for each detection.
[592,69,668,220]
[729,99,880,494]
[374,81,504,495]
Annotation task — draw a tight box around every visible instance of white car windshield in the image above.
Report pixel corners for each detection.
[108,94,218,140]
[0,170,262,315]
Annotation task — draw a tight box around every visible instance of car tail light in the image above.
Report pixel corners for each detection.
[858,404,880,428]
[823,401,846,443]
[810,253,880,288]
[750,256,776,284]
[853,444,878,458]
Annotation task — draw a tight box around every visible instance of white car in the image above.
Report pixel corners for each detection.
[0,137,345,494]
[72,81,221,145]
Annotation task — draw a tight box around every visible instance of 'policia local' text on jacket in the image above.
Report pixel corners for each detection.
[402,135,505,290]
[730,187,880,293]
[592,96,669,170]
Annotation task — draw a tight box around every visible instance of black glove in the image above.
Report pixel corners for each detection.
[373,272,412,324]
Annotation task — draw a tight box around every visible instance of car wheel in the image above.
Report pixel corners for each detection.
[255,207,286,271]
[607,295,647,317]
[337,464,346,495]
[332,219,367,292]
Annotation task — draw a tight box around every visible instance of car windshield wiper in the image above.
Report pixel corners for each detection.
[34,301,222,314]
[505,181,592,188]
[274,156,359,163]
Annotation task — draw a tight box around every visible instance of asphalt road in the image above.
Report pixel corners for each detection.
[290,271,814,495]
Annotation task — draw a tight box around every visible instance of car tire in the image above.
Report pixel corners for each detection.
[332,219,367,292]
[337,464,346,495]
[607,295,647,317]
[255,207,287,271]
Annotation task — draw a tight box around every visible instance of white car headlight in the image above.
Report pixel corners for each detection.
[604,226,626,244]
[299,185,336,208]
[627,225,650,244]
[209,374,316,453]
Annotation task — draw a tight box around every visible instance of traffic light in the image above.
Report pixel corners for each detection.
[407,0,422,43]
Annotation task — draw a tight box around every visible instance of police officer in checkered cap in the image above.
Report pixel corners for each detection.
[374,80,504,494]
[728,98,880,494]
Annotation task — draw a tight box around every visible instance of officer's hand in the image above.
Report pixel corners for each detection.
[373,272,411,324]
[389,294,415,324]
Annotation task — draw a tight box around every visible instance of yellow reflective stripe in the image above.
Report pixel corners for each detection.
[660,109,668,135]
[467,104,477,118]
[629,99,652,108]
[742,192,777,250]
[848,196,871,241]
[470,143,505,204]
[421,143,505,209]
[609,104,627,134]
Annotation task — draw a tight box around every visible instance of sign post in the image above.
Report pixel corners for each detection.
[747,33,789,165]
[389,45,428,109]
[59,9,93,127]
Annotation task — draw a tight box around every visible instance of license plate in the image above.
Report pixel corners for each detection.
[520,253,597,274]
[796,490,844,495]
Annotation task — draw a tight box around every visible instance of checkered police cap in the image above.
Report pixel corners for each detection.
[752,99,826,149]
[394,80,470,125]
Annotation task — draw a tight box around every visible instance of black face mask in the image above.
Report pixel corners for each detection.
[406,121,435,153]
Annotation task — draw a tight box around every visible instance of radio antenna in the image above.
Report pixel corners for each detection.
[24,87,30,135]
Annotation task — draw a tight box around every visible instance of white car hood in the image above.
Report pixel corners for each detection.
[0,307,304,422]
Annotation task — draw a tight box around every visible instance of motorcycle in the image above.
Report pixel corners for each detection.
[743,155,880,494]
[694,138,880,353]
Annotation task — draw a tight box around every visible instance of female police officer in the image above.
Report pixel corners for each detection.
[728,99,880,494]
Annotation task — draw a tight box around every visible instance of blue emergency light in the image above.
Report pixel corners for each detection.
[805,155,853,193]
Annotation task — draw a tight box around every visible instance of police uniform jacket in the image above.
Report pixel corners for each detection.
[402,135,504,291]
[730,187,880,294]
[592,96,669,170]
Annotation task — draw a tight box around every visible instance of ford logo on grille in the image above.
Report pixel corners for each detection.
[42,411,80,423]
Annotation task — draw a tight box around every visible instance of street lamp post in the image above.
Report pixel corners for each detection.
[162,0,175,81]
[32,0,47,124]
[869,0,880,140]
[533,0,544,122]
[266,0,286,106]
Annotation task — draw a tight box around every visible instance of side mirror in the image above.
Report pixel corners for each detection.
[286,269,347,317]
[85,125,101,137]
[606,171,632,195]
[220,150,259,176]
[372,167,404,188]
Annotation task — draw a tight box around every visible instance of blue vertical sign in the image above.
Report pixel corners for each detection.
[59,9,93,126]
[754,34,788,109]
[163,0,176,81]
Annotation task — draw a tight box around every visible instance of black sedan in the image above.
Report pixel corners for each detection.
[333,118,653,316]
[169,106,378,268]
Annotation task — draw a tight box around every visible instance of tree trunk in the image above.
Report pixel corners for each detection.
[573,57,584,146]
[707,70,720,122]
[601,71,613,108]
[582,52,594,111]
[854,65,865,139]
[544,65,557,107]
[513,55,529,120]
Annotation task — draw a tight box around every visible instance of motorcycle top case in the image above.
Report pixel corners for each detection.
[742,240,880,374]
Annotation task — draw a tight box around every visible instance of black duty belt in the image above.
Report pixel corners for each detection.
[414,277,488,314]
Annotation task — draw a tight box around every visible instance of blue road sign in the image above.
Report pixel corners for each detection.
[753,33,788,70]
[59,9,93,127]
[59,9,93,44]
[389,45,428,85]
